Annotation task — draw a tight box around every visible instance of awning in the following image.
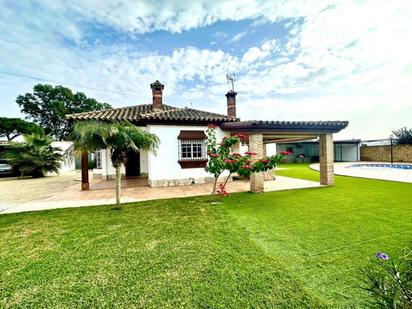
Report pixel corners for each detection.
[177,130,207,139]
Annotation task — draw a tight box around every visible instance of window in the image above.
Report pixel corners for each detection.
[177,130,208,168]
[94,149,102,169]
[179,139,207,161]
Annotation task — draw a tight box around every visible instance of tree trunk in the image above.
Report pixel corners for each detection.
[115,166,121,205]
[211,176,218,195]
[81,150,89,191]
[211,170,227,195]
[32,168,44,178]
[223,172,232,187]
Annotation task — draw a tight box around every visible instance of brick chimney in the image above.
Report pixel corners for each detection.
[150,80,164,110]
[225,90,237,118]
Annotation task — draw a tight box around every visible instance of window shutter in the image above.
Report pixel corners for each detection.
[177,130,206,140]
[177,130,208,168]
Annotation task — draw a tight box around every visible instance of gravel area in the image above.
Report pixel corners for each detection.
[0,171,80,204]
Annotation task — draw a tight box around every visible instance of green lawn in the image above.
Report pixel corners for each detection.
[1,164,411,308]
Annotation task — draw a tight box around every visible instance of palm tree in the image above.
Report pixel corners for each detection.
[2,134,63,178]
[71,121,159,205]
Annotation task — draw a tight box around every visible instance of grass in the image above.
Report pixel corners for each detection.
[1,164,411,307]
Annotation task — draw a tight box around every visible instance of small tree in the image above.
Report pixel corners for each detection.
[391,127,412,145]
[0,117,44,141]
[2,134,63,177]
[71,121,159,205]
[205,125,290,196]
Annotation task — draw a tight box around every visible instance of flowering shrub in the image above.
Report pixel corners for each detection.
[205,125,290,196]
[362,248,412,308]
[216,183,229,196]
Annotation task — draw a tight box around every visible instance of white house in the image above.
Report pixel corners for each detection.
[66,81,349,192]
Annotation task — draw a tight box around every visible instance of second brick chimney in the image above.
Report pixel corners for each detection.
[225,90,237,118]
[150,80,164,110]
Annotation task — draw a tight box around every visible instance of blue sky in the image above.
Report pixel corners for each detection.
[0,0,411,139]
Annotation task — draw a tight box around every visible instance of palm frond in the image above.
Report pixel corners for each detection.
[71,121,159,167]
[3,134,63,177]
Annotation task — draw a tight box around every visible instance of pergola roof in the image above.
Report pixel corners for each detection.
[221,120,349,134]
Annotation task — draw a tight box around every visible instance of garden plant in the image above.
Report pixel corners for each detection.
[205,124,291,196]
[2,134,63,177]
[71,121,159,205]
[362,248,412,308]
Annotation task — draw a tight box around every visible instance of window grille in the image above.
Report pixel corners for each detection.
[178,139,207,161]
[95,149,102,169]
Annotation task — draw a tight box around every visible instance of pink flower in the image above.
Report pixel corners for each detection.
[280,151,292,155]
[244,151,257,156]
[260,159,270,164]
[241,165,252,170]
[231,153,241,157]
[234,133,248,140]
[224,159,236,163]
[216,183,229,196]
[209,153,220,157]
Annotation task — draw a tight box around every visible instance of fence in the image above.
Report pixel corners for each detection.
[360,138,412,163]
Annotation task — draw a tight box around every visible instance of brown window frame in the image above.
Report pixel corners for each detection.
[177,131,208,168]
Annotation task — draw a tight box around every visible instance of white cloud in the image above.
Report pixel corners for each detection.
[242,39,277,63]
[230,31,247,43]
[43,0,330,34]
[1,0,412,140]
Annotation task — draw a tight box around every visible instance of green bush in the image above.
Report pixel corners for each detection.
[2,134,63,178]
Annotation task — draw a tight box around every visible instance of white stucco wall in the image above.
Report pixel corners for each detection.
[140,149,148,174]
[90,124,237,184]
[147,124,229,184]
[92,127,149,179]
[51,141,75,173]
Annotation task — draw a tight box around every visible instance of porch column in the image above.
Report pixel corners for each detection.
[81,150,89,191]
[319,133,334,186]
[250,133,264,193]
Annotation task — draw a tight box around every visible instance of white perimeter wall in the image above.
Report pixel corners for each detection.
[147,125,229,182]
[51,141,75,173]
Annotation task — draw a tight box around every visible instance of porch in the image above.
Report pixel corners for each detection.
[221,120,348,192]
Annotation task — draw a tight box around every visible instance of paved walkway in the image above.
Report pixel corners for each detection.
[0,172,321,214]
[310,162,412,183]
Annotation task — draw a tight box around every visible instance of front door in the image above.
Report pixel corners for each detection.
[126,150,140,177]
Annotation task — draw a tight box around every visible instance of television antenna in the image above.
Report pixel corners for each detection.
[226,73,237,91]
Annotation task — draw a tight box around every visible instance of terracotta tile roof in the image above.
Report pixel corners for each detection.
[66,104,238,123]
[221,120,349,133]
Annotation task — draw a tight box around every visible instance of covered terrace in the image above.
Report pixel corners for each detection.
[221,120,349,192]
